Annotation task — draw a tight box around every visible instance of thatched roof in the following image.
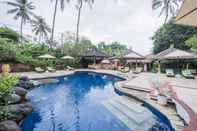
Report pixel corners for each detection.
[176,0,197,27]
[123,49,144,59]
[155,47,197,60]
[82,48,109,58]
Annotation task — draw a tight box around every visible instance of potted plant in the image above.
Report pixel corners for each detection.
[152,80,172,106]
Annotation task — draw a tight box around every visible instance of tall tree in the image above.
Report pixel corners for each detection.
[75,0,94,43]
[6,0,36,43]
[50,0,70,46]
[32,16,51,43]
[152,20,197,54]
[152,0,182,23]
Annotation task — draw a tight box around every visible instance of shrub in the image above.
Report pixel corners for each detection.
[0,75,19,106]
[0,27,19,43]
[0,38,17,62]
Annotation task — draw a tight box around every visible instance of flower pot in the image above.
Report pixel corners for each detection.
[1,64,10,77]
[157,95,167,105]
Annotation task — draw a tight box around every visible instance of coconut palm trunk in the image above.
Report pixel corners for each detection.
[51,0,58,48]
[76,0,83,44]
[20,17,23,43]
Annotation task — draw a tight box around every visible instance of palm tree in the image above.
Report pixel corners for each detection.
[75,0,94,43]
[6,0,36,43]
[32,16,51,44]
[50,0,70,45]
[152,0,182,24]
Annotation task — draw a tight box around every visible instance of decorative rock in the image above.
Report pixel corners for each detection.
[16,81,35,89]
[19,76,29,81]
[7,103,32,122]
[7,94,21,105]
[14,87,27,97]
[0,120,21,131]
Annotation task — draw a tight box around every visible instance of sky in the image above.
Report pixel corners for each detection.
[0,0,165,54]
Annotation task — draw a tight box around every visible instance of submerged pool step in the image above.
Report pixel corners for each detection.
[102,97,156,131]
[108,99,154,124]
[102,101,139,131]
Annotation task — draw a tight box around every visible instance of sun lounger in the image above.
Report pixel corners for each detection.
[35,67,45,73]
[165,69,175,77]
[133,67,143,74]
[182,70,195,79]
[47,67,56,72]
[120,67,130,73]
[67,66,74,71]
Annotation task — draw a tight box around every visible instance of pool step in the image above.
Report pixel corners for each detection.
[102,96,156,131]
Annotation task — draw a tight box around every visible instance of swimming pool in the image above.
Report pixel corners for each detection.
[21,71,173,131]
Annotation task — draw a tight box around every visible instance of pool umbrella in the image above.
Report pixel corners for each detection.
[176,0,197,27]
[61,55,74,60]
[38,54,56,59]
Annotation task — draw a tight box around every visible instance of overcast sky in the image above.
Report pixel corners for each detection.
[0,0,165,54]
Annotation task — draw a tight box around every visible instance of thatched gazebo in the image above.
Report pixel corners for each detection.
[155,45,197,73]
[122,49,148,71]
[81,48,109,67]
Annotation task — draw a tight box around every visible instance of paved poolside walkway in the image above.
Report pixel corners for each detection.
[123,72,197,115]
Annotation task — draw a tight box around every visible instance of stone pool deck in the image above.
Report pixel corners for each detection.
[14,69,197,131]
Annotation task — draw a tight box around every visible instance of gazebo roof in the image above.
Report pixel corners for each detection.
[176,0,197,27]
[123,49,144,59]
[155,47,197,60]
[83,48,109,58]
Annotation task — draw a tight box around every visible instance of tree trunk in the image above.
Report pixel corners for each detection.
[20,17,23,44]
[51,0,58,48]
[76,0,83,44]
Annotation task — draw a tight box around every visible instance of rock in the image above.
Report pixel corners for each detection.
[7,103,32,122]
[19,76,29,81]
[14,87,27,97]
[0,120,21,131]
[16,81,35,89]
[7,94,21,105]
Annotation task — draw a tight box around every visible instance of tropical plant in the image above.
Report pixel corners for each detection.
[50,0,70,46]
[6,0,36,43]
[152,0,182,23]
[185,35,197,53]
[0,75,19,105]
[75,0,94,43]
[0,27,19,43]
[32,16,51,43]
[0,38,17,62]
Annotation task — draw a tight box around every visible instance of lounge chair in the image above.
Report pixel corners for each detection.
[182,70,195,79]
[47,67,56,72]
[133,67,143,74]
[67,66,74,71]
[120,67,130,73]
[35,67,45,73]
[165,69,175,77]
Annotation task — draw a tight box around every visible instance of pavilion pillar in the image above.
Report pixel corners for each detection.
[158,61,161,74]
[144,63,147,72]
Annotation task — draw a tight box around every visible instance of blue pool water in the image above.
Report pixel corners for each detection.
[21,72,173,131]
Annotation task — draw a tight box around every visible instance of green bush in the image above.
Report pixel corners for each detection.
[0,75,19,106]
[0,38,17,62]
[0,27,19,43]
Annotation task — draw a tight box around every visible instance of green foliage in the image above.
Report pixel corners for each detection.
[0,27,19,42]
[98,41,127,57]
[0,75,19,106]
[0,38,17,62]
[152,20,197,54]
[185,35,197,53]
